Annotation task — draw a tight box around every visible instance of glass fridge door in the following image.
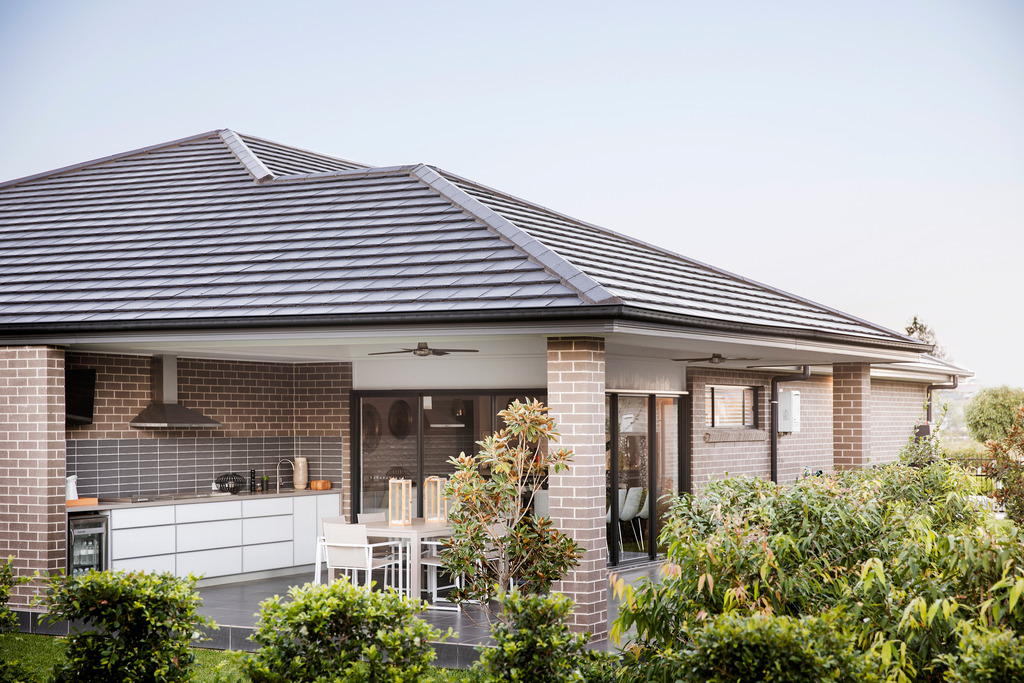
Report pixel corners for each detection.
[69,515,108,576]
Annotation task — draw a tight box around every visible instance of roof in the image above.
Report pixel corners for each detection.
[0,129,926,351]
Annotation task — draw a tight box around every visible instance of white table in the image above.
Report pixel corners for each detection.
[364,519,452,600]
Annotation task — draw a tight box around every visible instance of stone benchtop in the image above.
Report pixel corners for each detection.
[66,487,338,513]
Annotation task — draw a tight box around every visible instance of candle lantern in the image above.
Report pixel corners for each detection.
[388,478,412,526]
[424,476,449,522]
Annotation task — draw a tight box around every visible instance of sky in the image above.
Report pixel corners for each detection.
[1,0,1022,387]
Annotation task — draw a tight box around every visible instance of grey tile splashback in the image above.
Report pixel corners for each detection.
[67,437,344,498]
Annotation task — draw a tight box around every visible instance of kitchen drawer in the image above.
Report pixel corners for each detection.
[177,519,242,552]
[176,547,242,579]
[112,525,175,560]
[242,497,293,518]
[112,554,175,574]
[243,514,292,545]
[243,541,294,573]
[110,505,175,529]
[175,500,241,524]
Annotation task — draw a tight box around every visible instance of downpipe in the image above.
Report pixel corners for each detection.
[926,375,958,424]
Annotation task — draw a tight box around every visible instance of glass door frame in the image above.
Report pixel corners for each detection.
[606,390,691,566]
[350,388,546,520]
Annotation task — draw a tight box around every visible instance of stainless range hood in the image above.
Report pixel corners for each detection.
[130,355,221,429]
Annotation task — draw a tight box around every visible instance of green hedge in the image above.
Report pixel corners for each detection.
[473,590,617,683]
[943,628,1024,683]
[38,569,211,683]
[613,458,1022,683]
[238,578,442,683]
[638,612,878,683]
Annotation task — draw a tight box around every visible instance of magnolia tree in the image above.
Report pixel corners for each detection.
[443,399,582,613]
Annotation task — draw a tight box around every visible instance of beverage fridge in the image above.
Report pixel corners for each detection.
[68,513,108,576]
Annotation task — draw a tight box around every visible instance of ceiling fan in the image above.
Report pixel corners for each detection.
[673,352,760,365]
[368,342,479,357]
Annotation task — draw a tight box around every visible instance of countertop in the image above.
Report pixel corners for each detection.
[65,487,338,514]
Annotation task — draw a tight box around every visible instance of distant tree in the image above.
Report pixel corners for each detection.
[905,315,953,362]
[964,385,1024,443]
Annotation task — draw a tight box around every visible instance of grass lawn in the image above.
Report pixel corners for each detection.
[1,633,471,682]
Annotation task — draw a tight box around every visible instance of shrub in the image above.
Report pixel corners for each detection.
[0,656,35,683]
[239,578,443,683]
[444,399,582,612]
[964,386,1024,444]
[473,590,618,683]
[38,569,211,683]
[1,556,30,635]
[942,627,1024,683]
[613,463,1019,683]
[982,405,1024,526]
[630,611,878,683]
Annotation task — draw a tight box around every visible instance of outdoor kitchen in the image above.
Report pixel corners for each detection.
[62,351,349,584]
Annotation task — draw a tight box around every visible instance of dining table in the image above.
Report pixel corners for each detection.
[363,518,453,601]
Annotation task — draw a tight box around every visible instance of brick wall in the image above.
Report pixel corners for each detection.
[776,374,834,483]
[687,369,836,489]
[688,368,771,490]
[834,363,871,469]
[0,347,66,608]
[870,379,928,466]
[65,354,350,439]
[547,337,608,639]
[64,353,149,439]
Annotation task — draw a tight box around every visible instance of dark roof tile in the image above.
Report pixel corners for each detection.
[0,130,922,349]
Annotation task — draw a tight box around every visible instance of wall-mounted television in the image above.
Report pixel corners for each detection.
[65,369,97,426]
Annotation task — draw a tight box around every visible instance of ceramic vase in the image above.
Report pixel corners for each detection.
[293,457,308,490]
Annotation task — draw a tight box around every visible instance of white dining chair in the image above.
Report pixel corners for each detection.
[314,515,347,584]
[633,491,650,551]
[619,487,644,550]
[419,539,460,611]
[321,521,404,592]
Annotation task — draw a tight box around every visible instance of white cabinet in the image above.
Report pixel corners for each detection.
[243,515,293,545]
[317,492,341,521]
[175,500,241,524]
[293,496,318,565]
[177,519,242,552]
[244,541,294,572]
[111,505,175,529]
[242,497,292,518]
[113,554,176,574]
[112,525,175,560]
[107,493,338,579]
[177,547,242,578]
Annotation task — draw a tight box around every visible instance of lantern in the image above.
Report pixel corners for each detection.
[388,478,412,526]
[424,476,449,522]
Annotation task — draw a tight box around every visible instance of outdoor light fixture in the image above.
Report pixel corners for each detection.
[424,476,449,522]
[389,478,412,526]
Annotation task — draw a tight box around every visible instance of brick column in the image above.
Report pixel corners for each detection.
[833,362,870,470]
[546,337,607,639]
[0,347,66,608]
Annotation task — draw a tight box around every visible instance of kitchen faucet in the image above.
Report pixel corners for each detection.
[276,459,294,494]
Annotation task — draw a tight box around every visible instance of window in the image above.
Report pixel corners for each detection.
[705,386,757,427]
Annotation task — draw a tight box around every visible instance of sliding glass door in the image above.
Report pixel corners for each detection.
[355,391,543,519]
[606,392,688,565]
